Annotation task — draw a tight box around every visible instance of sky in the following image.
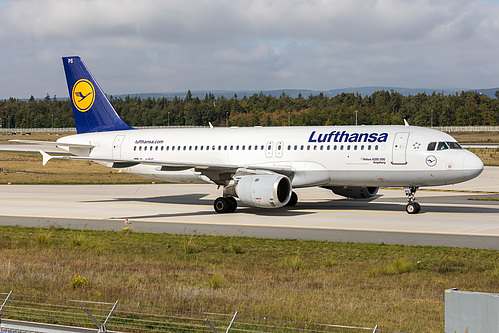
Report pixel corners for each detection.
[1,0,499,99]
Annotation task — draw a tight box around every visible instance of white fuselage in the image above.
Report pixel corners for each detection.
[57,125,484,188]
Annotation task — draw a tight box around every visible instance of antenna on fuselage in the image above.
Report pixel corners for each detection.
[404,119,410,127]
[209,122,214,129]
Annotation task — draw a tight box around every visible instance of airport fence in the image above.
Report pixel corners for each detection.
[0,293,402,333]
[0,126,499,134]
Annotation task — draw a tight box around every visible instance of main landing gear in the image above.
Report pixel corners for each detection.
[404,186,421,214]
[214,196,237,213]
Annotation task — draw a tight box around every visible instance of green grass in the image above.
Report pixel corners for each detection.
[1,226,498,333]
[468,197,499,201]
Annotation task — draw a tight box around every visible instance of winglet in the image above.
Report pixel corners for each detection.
[404,119,410,127]
[39,150,53,166]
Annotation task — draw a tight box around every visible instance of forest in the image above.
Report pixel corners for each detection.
[1,89,499,129]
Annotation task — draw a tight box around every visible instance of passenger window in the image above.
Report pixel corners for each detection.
[150,146,153,151]
[178,146,181,151]
[375,145,379,150]
[139,146,142,151]
[254,145,258,150]
[340,145,344,150]
[199,146,202,150]
[437,142,449,150]
[236,145,239,150]
[225,146,228,150]
[368,145,371,150]
[294,145,297,150]
[327,145,330,150]
[361,145,364,150]
[242,145,245,150]
[354,145,357,150]
[248,145,251,150]
[334,145,337,150]
[261,145,264,150]
[287,145,291,150]
[166,146,169,151]
[347,145,351,150]
[427,142,436,151]
[134,146,137,151]
[155,146,158,151]
[183,146,187,150]
[300,145,304,150]
[218,146,221,150]
[172,146,175,151]
[144,146,147,151]
[320,146,323,150]
[307,145,310,150]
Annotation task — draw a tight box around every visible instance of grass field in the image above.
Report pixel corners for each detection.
[1,226,498,333]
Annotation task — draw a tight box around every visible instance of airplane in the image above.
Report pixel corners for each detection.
[13,56,484,214]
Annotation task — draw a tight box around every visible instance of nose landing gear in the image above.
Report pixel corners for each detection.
[404,186,421,214]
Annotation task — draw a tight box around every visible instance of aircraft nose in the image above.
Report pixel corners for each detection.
[463,153,484,180]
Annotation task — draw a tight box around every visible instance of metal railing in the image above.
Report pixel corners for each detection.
[0,293,401,333]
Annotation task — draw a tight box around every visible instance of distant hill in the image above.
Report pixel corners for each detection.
[112,86,499,100]
[13,86,499,102]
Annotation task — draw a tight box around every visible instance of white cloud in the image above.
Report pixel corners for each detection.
[0,0,499,98]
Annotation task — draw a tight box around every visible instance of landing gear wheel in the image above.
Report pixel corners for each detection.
[406,202,421,214]
[286,191,298,207]
[214,197,229,213]
[227,197,238,213]
[404,186,421,214]
[214,197,237,213]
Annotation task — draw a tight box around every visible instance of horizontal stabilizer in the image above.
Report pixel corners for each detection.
[10,140,94,149]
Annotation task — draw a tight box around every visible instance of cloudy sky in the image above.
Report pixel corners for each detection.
[1,0,499,99]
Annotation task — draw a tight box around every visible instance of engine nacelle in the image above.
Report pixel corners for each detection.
[235,174,292,208]
[326,186,379,199]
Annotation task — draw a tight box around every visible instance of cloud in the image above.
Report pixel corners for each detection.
[0,0,499,98]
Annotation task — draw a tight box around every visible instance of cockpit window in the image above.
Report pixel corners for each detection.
[447,141,462,149]
[427,142,436,151]
[437,142,449,150]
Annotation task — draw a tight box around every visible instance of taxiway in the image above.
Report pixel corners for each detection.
[1,167,498,249]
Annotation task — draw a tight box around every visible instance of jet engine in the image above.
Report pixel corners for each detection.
[233,174,292,208]
[325,186,379,199]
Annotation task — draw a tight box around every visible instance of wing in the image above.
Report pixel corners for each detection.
[38,150,294,185]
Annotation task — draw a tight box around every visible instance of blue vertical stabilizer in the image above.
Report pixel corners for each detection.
[63,56,133,134]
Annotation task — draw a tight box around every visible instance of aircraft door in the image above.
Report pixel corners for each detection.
[276,141,284,158]
[265,141,274,158]
[112,135,126,159]
[392,132,409,165]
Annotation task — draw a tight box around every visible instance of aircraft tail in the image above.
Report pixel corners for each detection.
[62,56,133,134]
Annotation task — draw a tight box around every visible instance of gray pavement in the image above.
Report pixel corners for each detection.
[0,167,498,249]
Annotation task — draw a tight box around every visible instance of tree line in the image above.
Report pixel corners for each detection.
[1,90,499,129]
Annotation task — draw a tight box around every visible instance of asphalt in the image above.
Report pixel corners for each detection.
[1,166,498,249]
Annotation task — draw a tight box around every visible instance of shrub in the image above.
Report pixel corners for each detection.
[369,259,413,276]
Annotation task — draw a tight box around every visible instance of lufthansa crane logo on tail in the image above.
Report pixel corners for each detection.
[72,79,95,112]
